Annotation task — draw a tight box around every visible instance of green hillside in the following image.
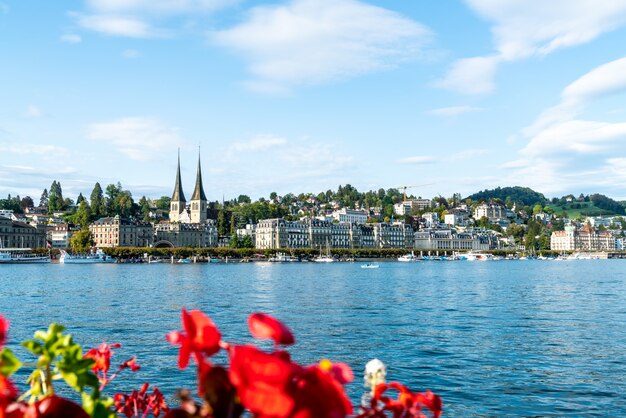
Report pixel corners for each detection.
[465,186,547,206]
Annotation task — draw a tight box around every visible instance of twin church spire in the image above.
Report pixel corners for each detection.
[169,149,207,223]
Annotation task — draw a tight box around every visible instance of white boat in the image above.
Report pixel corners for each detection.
[0,248,50,264]
[464,251,493,261]
[360,263,379,269]
[314,254,335,263]
[397,251,418,262]
[269,252,299,262]
[59,249,115,264]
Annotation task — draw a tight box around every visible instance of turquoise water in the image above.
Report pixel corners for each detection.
[1,260,625,416]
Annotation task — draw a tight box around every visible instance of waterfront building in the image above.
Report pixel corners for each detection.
[414,228,488,251]
[474,203,506,221]
[331,208,368,224]
[550,225,615,251]
[253,218,414,249]
[89,216,153,248]
[0,216,47,248]
[0,209,13,219]
[154,221,217,248]
[156,151,218,248]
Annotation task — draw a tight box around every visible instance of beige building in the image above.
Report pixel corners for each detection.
[0,216,47,248]
[48,223,79,248]
[154,221,217,248]
[551,225,615,251]
[90,216,153,248]
[394,199,432,216]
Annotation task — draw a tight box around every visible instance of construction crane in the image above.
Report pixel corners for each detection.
[397,183,435,201]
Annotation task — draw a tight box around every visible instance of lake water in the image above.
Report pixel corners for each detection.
[1,260,625,416]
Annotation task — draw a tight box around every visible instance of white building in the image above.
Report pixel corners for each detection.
[331,208,368,224]
[393,199,432,216]
[421,212,440,228]
[414,229,490,251]
[474,203,506,221]
[444,210,469,227]
[0,209,13,219]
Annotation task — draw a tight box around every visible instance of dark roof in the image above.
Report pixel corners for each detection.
[171,151,186,203]
[191,154,207,201]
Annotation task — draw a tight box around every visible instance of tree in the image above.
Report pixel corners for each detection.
[139,196,151,221]
[532,204,543,215]
[76,193,85,205]
[74,200,91,228]
[269,192,277,201]
[156,196,171,211]
[237,195,251,204]
[20,196,34,211]
[217,209,228,236]
[39,189,49,209]
[69,229,94,250]
[90,183,105,219]
[48,180,65,213]
[240,235,254,248]
[229,234,240,248]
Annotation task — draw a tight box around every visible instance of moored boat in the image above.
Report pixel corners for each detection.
[397,251,418,262]
[0,248,50,264]
[360,263,379,269]
[59,249,115,264]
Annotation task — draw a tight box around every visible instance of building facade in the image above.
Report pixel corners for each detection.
[474,203,506,221]
[90,216,154,248]
[550,225,615,251]
[414,229,491,251]
[154,221,217,248]
[0,217,47,248]
[331,208,368,224]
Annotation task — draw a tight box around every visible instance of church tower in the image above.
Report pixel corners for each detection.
[190,151,207,223]
[169,150,186,222]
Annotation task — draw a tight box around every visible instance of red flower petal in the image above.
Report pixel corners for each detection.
[182,309,221,356]
[36,396,90,418]
[248,313,295,346]
[0,315,8,347]
[330,362,354,385]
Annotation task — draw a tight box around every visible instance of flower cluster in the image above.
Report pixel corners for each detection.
[0,311,442,418]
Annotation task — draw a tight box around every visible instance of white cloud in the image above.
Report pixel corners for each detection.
[436,56,500,95]
[398,156,435,164]
[60,34,82,43]
[74,0,235,38]
[213,0,431,92]
[24,105,44,118]
[503,55,626,194]
[86,0,235,14]
[450,149,489,161]
[77,14,158,38]
[440,0,626,94]
[86,117,184,160]
[0,143,69,156]
[228,135,288,153]
[122,49,141,59]
[427,105,484,117]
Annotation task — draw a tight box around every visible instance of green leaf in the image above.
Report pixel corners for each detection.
[0,348,22,376]
[21,340,44,355]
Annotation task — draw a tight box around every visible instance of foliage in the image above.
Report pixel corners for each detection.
[0,195,23,214]
[465,186,547,207]
[0,312,442,418]
[69,229,94,250]
[589,193,625,215]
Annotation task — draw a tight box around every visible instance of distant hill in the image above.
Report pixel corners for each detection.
[465,186,547,206]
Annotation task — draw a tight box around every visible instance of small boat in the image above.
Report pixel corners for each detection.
[178,258,193,264]
[314,240,335,263]
[59,249,115,264]
[0,248,50,264]
[269,252,299,262]
[464,251,493,261]
[397,251,418,262]
[360,263,379,269]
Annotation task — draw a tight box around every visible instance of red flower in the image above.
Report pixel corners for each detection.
[4,396,90,418]
[166,309,222,369]
[359,382,442,418]
[0,315,7,348]
[120,357,141,373]
[248,313,295,346]
[84,342,121,376]
[115,383,169,418]
[0,375,18,412]
[229,345,297,417]
[229,345,352,418]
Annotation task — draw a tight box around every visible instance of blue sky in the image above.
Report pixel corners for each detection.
[2,0,626,202]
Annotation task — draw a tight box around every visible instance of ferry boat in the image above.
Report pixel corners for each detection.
[59,249,115,264]
[0,248,50,264]
[397,251,418,262]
